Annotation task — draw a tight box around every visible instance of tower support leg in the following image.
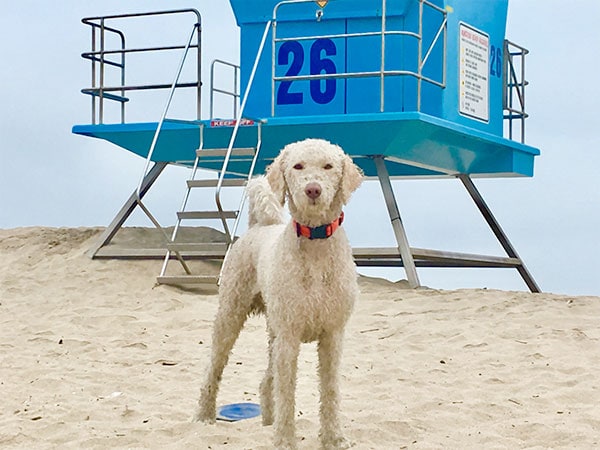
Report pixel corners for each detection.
[86,162,168,258]
[373,156,420,288]
[458,174,541,293]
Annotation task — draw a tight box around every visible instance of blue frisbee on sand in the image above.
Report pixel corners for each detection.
[217,403,261,422]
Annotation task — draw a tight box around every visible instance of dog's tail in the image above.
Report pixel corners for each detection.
[246,176,285,227]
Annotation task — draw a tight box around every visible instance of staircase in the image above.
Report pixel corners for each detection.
[156,123,262,285]
[155,21,272,286]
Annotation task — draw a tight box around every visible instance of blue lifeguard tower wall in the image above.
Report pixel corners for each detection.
[230,0,508,137]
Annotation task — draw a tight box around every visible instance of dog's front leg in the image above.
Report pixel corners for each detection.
[260,331,275,426]
[318,329,352,449]
[194,301,248,423]
[272,332,301,450]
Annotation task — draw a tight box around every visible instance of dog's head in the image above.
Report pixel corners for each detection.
[266,139,363,227]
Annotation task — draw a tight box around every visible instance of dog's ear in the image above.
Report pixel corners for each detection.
[340,154,364,204]
[266,150,287,205]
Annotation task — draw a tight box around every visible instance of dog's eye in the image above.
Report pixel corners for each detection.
[323,163,333,170]
[293,163,304,170]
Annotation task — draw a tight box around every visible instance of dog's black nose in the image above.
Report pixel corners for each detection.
[305,182,322,199]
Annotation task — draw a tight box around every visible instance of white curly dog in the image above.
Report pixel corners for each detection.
[194,138,363,449]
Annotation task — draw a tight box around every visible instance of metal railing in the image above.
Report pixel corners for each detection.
[129,19,204,275]
[80,10,205,272]
[271,0,447,115]
[210,59,240,119]
[157,22,271,282]
[214,21,272,239]
[503,39,529,143]
[81,9,202,124]
[136,23,201,199]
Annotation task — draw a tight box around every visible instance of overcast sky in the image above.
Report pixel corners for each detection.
[1,1,599,296]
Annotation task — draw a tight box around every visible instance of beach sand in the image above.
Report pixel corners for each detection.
[1,227,599,449]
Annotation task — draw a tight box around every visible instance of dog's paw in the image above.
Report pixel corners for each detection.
[273,441,298,450]
[192,407,216,424]
[320,435,354,450]
[262,415,274,427]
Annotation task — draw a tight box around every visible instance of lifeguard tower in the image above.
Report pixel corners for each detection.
[73,0,541,292]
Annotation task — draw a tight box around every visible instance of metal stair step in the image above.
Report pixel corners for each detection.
[177,210,238,220]
[187,179,247,188]
[197,147,255,158]
[352,247,521,268]
[167,242,228,256]
[157,275,219,285]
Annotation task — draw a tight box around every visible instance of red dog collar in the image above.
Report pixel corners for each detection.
[293,212,344,240]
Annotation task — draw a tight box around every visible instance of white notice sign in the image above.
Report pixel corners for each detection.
[459,23,489,122]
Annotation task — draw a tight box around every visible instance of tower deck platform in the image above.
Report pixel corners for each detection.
[73,111,538,178]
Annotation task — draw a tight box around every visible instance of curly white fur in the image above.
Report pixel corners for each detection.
[194,139,364,450]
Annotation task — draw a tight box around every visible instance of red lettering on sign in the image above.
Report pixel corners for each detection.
[210,119,255,127]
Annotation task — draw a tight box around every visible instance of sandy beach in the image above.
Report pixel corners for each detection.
[1,227,599,449]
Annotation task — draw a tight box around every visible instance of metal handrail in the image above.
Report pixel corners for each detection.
[215,20,272,243]
[83,21,125,123]
[125,20,202,275]
[136,22,201,199]
[230,122,263,243]
[270,0,447,115]
[210,59,240,119]
[274,30,422,42]
[81,9,202,124]
[217,121,264,284]
[82,44,198,57]
[83,82,199,94]
[503,39,529,143]
[83,9,201,22]
[273,70,444,86]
